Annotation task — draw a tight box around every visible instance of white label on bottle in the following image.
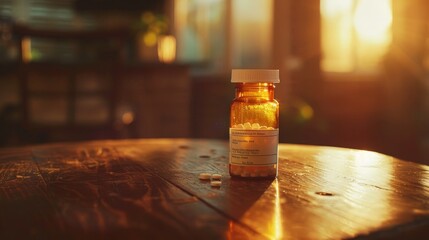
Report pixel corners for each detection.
[229,128,278,166]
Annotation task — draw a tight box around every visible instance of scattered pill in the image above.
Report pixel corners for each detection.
[211,174,222,180]
[199,173,212,180]
[210,180,222,187]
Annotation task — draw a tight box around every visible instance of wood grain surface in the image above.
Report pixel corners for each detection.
[1,139,428,239]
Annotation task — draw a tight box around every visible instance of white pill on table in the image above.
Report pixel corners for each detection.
[199,173,212,180]
[211,173,222,180]
[210,180,222,187]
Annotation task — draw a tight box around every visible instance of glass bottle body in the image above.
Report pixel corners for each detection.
[229,82,279,179]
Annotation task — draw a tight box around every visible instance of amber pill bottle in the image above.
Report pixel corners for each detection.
[229,69,280,179]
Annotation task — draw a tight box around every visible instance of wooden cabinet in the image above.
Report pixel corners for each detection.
[0,25,191,145]
[0,63,191,145]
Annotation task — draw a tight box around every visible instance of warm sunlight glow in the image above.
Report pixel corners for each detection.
[227,179,285,239]
[321,0,353,16]
[353,150,382,166]
[232,0,273,67]
[350,150,393,220]
[321,0,392,73]
[419,165,429,199]
[158,35,176,63]
[317,149,394,228]
[321,0,354,72]
[271,179,283,240]
[354,0,392,43]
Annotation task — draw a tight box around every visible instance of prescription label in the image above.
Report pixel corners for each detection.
[229,128,278,166]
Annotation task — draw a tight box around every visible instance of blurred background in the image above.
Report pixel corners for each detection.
[0,0,428,164]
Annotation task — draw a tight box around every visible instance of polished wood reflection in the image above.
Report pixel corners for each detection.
[1,139,428,239]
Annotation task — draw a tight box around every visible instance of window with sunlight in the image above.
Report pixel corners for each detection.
[321,0,392,73]
[174,0,273,73]
[231,0,273,68]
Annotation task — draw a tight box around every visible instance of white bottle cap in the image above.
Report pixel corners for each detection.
[231,69,279,83]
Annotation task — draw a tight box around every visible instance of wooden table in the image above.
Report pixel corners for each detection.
[1,139,428,239]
